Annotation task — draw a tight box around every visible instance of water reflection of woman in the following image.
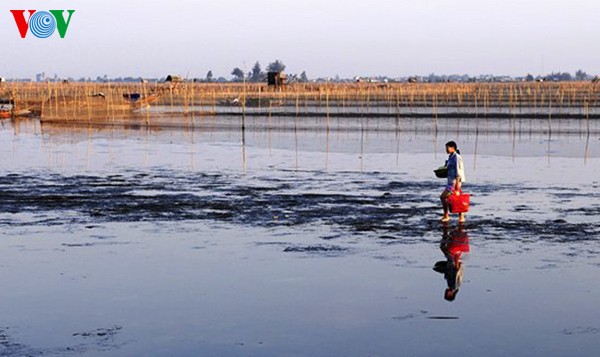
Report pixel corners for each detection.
[433,225,470,301]
[440,141,466,223]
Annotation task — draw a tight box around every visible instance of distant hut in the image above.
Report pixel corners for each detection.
[592,76,600,84]
[267,71,287,86]
[165,74,182,83]
[408,76,418,83]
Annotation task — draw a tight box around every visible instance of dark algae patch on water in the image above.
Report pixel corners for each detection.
[0,170,598,244]
[0,325,127,356]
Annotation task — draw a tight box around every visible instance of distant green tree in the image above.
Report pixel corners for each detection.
[299,71,308,83]
[545,72,572,81]
[250,61,263,82]
[231,67,244,81]
[266,60,286,72]
[206,70,213,82]
[575,70,589,81]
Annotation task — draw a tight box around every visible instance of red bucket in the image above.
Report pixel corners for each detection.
[448,190,470,213]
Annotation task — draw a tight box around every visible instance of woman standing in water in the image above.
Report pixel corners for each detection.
[440,141,466,223]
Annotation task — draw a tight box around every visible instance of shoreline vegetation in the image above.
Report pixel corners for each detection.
[1,82,599,128]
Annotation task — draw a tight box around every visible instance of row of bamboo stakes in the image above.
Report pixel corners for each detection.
[2,81,599,124]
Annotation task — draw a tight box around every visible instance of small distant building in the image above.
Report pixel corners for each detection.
[267,71,286,86]
[36,72,46,82]
[0,77,6,83]
[165,74,182,83]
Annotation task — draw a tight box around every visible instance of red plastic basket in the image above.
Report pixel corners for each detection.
[448,190,470,213]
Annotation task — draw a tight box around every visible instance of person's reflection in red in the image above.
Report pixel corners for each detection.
[433,224,470,301]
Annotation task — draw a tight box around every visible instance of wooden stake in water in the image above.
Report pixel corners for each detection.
[326,86,330,132]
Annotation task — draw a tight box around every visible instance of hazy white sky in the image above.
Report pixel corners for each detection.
[1,0,599,79]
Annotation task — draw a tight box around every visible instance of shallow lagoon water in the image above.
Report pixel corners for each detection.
[0,117,599,356]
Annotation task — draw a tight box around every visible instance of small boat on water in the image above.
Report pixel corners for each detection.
[41,90,164,122]
[217,97,284,108]
[218,97,242,106]
[123,92,161,108]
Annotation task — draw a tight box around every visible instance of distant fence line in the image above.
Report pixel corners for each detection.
[2,82,600,123]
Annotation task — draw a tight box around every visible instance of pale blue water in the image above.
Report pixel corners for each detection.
[0,117,599,356]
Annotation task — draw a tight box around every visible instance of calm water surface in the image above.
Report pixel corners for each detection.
[0,117,599,356]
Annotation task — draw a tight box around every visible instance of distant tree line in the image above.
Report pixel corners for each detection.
[25,68,596,84]
[526,69,592,82]
[400,69,595,84]
[229,60,308,83]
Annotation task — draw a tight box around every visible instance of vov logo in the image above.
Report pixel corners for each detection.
[11,10,75,39]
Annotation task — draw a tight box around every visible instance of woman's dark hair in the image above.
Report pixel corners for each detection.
[445,141,461,155]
